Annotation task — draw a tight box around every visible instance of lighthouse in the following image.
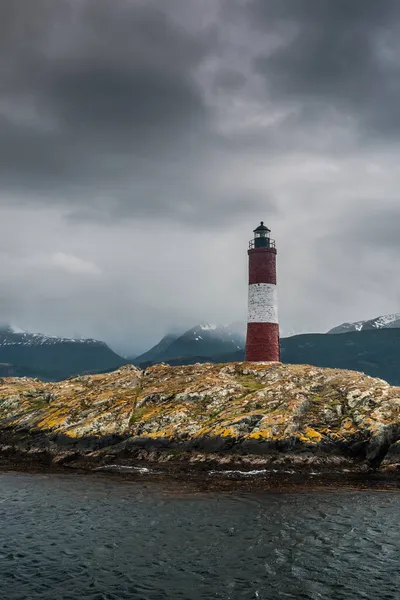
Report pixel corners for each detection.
[245,222,280,362]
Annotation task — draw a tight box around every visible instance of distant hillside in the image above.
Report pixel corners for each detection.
[129,334,179,365]
[280,329,400,385]
[137,328,400,387]
[0,326,127,381]
[133,323,245,365]
[328,313,400,334]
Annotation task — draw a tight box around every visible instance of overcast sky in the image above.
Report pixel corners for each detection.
[2,0,400,355]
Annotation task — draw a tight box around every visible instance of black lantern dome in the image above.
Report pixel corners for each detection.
[253,221,270,234]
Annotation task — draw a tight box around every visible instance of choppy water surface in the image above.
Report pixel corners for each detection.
[0,473,399,600]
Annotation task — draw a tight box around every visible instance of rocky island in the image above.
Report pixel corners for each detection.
[0,362,399,477]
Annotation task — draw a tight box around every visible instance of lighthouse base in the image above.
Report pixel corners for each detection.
[245,322,280,362]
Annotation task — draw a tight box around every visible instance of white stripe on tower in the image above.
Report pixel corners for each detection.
[247,283,278,324]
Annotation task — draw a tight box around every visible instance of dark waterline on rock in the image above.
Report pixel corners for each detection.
[1,472,400,599]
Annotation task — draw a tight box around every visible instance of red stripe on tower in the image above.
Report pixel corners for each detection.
[245,222,280,362]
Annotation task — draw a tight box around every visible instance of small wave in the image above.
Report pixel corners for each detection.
[208,468,323,477]
[209,469,280,477]
[209,469,268,476]
[95,465,154,474]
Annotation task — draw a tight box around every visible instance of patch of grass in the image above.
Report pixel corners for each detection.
[237,375,265,392]
[30,399,49,411]
[128,406,150,427]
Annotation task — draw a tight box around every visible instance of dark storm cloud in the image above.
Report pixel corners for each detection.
[41,2,208,135]
[0,0,262,227]
[250,0,400,138]
[1,0,207,111]
[49,62,204,134]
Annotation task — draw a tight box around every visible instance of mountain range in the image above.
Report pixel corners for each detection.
[0,325,126,380]
[2,312,400,385]
[131,322,245,365]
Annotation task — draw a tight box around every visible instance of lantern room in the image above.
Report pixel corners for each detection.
[250,221,275,249]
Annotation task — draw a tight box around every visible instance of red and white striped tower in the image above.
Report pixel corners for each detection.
[245,222,280,362]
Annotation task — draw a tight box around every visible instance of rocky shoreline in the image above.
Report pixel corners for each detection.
[1,362,400,479]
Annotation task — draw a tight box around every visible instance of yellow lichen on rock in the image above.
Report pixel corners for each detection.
[299,427,323,443]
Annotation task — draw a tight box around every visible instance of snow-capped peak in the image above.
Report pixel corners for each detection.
[0,325,104,347]
[199,323,217,331]
[181,322,246,350]
[374,314,400,328]
[9,324,27,334]
[328,312,400,334]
